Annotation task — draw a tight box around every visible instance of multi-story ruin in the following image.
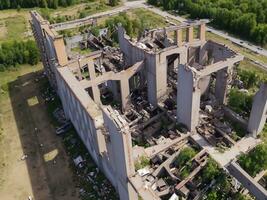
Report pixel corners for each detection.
[30,10,267,200]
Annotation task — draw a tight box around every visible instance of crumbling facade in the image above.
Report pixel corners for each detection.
[31,10,267,200]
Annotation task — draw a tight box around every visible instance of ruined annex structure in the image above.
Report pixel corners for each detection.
[31,10,267,200]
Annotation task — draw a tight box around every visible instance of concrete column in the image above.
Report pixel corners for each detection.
[179,47,188,65]
[198,24,206,42]
[173,57,179,69]
[120,78,130,112]
[215,67,229,104]
[199,44,208,65]
[156,57,168,99]
[91,86,101,104]
[186,27,194,43]
[108,80,120,101]
[163,28,169,47]
[147,54,158,106]
[77,60,83,81]
[102,107,136,200]
[247,83,267,137]
[53,36,68,66]
[88,59,101,104]
[177,65,201,131]
[175,29,183,46]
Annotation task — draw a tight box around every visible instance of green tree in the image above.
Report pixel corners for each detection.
[239,143,267,176]
[206,191,218,200]
[175,147,196,169]
[202,159,220,183]
[228,88,253,116]
[40,0,48,8]
[109,0,119,6]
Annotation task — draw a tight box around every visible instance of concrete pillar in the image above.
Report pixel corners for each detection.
[177,65,201,131]
[108,80,120,101]
[77,59,83,81]
[102,107,136,200]
[175,29,183,47]
[120,78,130,112]
[163,28,169,47]
[247,83,267,137]
[199,44,208,65]
[147,54,158,106]
[198,24,206,42]
[215,67,229,104]
[88,59,101,104]
[186,27,194,43]
[91,86,101,104]
[157,57,168,99]
[173,57,179,69]
[53,36,68,66]
[179,47,188,65]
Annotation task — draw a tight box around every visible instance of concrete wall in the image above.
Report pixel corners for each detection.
[55,67,117,186]
[31,12,57,87]
[55,67,139,200]
[207,41,235,63]
[248,83,267,136]
[177,65,200,131]
[56,67,102,163]
[118,26,183,106]
[118,25,159,105]
[227,161,267,200]
[102,107,137,200]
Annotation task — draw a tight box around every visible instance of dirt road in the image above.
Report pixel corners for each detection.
[0,66,79,200]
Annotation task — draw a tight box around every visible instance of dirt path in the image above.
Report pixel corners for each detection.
[0,66,79,200]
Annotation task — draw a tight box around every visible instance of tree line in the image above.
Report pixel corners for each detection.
[148,0,267,46]
[0,40,40,71]
[0,0,78,9]
[105,12,151,41]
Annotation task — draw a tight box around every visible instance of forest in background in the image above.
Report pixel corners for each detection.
[148,0,267,46]
[0,0,79,9]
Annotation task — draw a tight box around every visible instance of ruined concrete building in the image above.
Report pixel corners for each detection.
[31,10,267,200]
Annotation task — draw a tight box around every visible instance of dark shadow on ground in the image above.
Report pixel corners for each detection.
[8,70,118,200]
[8,70,78,200]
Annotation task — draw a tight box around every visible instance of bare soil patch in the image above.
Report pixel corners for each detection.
[0,66,79,200]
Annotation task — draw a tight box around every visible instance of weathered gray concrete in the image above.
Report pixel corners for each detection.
[102,106,136,200]
[177,65,201,131]
[31,10,254,200]
[215,67,230,104]
[227,161,267,200]
[248,83,267,136]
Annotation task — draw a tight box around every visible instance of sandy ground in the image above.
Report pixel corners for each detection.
[0,67,79,200]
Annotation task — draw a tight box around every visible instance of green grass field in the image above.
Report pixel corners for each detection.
[0,14,29,42]
[4,16,28,40]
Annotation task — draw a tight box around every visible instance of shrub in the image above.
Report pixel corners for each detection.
[175,147,196,169]
[0,40,40,70]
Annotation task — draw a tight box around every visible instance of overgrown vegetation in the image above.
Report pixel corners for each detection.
[228,88,253,117]
[196,158,251,199]
[175,147,196,169]
[201,159,220,184]
[148,0,267,46]
[0,40,40,71]
[203,172,251,200]
[103,9,167,42]
[238,143,267,177]
[228,61,267,117]
[135,156,150,170]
